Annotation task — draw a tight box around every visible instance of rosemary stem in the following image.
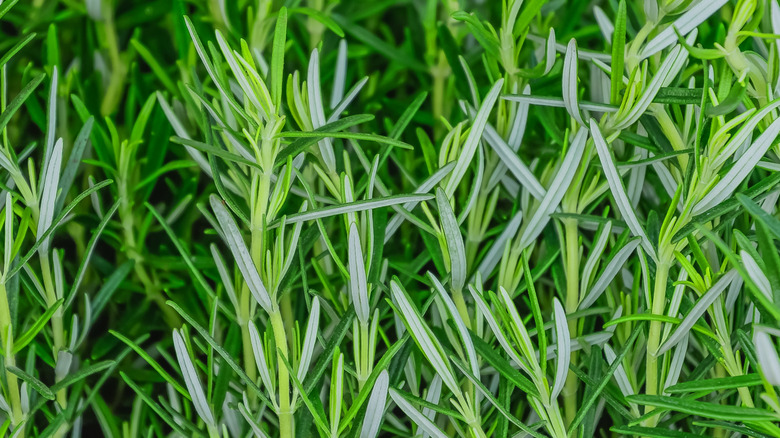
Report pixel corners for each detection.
[0,280,23,437]
[562,220,580,425]
[271,309,293,438]
[645,259,671,426]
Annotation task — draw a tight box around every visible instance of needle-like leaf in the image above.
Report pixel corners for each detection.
[591,120,657,261]
[209,195,273,312]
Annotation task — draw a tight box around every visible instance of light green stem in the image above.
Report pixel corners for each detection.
[644,260,671,426]
[40,255,67,409]
[431,52,448,139]
[270,310,293,438]
[98,2,126,116]
[357,322,371,390]
[452,288,472,331]
[240,315,258,405]
[562,220,580,425]
[0,281,24,437]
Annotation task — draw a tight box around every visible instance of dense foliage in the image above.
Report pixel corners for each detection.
[2,0,780,436]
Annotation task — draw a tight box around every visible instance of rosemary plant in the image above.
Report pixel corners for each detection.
[3,0,780,437]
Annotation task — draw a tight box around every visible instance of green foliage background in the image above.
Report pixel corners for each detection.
[1,0,780,437]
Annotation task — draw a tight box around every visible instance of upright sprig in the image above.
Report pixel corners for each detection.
[0,6,117,434]
[17,0,780,437]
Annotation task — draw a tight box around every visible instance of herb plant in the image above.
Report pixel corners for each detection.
[2,0,780,437]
